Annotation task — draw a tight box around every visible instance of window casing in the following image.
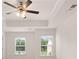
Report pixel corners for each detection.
[41,36,54,56]
[15,37,26,55]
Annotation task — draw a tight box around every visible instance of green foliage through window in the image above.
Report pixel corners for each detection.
[16,38,26,55]
[41,36,53,56]
[41,39,48,45]
[16,46,25,51]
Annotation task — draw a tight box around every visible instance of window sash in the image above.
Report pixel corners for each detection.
[41,36,54,56]
[15,37,26,55]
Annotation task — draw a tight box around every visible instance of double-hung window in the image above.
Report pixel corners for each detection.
[41,36,54,56]
[15,37,26,55]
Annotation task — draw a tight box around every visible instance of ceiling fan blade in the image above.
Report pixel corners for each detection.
[27,10,39,14]
[70,4,77,8]
[6,10,16,15]
[4,2,16,8]
[26,0,32,7]
[6,12,13,15]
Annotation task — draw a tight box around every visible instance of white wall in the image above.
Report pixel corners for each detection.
[56,11,77,59]
[5,28,56,59]
[6,20,48,27]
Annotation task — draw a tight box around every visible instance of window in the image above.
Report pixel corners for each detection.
[15,37,26,55]
[41,36,54,56]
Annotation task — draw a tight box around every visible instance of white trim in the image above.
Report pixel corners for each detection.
[15,37,26,55]
[4,27,56,32]
[40,35,55,56]
[2,14,6,59]
[47,0,66,20]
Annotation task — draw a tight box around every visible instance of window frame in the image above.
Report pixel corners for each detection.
[40,35,54,56]
[15,37,26,55]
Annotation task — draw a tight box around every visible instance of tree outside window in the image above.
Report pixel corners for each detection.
[41,36,54,56]
[15,37,26,55]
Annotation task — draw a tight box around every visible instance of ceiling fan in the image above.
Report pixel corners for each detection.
[3,0,39,18]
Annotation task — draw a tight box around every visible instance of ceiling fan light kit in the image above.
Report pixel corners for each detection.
[4,0,39,18]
